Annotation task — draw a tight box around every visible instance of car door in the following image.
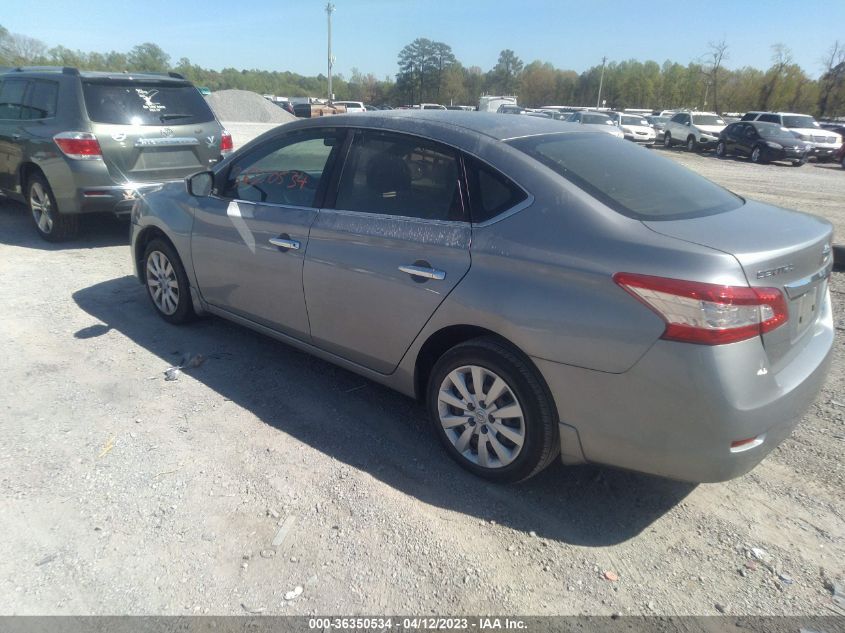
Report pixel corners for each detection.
[0,78,28,193]
[725,123,744,153]
[190,127,344,339]
[303,128,472,374]
[740,125,759,156]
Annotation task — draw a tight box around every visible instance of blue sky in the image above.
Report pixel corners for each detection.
[6,0,844,79]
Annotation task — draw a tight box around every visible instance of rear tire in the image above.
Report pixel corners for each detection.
[28,172,79,242]
[663,132,672,148]
[426,337,560,483]
[142,238,196,324]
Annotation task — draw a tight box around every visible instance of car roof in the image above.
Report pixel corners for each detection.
[1,67,190,83]
[283,110,599,142]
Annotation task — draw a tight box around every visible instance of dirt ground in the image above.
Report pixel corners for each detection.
[0,127,843,617]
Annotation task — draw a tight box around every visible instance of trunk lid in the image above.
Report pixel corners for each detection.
[645,200,833,365]
[82,78,223,182]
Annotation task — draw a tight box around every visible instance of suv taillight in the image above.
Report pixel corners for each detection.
[220,130,233,154]
[53,132,102,160]
[613,272,788,345]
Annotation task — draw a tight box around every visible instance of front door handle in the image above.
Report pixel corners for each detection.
[269,236,300,250]
[399,264,446,281]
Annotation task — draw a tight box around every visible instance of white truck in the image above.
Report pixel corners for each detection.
[478,95,518,113]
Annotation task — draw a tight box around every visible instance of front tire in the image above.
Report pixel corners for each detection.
[715,141,727,158]
[751,146,766,164]
[663,132,672,148]
[28,172,78,242]
[426,337,560,483]
[686,136,697,152]
[142,238,195,324]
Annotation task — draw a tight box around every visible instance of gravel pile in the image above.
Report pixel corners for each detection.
[205,89,296,124]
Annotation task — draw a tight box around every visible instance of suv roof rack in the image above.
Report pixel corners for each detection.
[12,66,80,75]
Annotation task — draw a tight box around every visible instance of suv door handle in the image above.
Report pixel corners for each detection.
[269,236,300,250]
[399,265,446,281]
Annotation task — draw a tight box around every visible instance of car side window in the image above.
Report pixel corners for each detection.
[21,81,58,120]
[0,79,28,120]
[745,126,757,139]
[670,113,683,123]
[334,130,464,221]
[222,130,340,207]
[759,114,779,124]
[464,156,527,223]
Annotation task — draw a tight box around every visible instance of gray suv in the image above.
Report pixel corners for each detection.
[0,66,232,241]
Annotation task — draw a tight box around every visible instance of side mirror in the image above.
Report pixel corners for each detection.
[186,171,214,197]
[685,121,691,126]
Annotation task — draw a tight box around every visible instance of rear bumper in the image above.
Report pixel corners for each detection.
[76,182,176,215]
[535,290,833,482]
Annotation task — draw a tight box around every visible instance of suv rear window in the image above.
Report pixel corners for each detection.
[82,81,215,126]
[509,133,742,220]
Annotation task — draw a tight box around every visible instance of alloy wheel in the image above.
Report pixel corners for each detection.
[30,182,54,235]
[146,250,180,315]
[437,365,526,469]
[751,147,761,163]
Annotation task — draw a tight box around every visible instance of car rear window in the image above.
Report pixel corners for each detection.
[82,80,215,125]
[508,133,743,220]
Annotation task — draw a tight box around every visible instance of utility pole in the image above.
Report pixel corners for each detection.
[326,3,335,102]
[596,56,607,110]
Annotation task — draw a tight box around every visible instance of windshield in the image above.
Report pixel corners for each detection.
[692,114,725,126]
[582,113,611,125]
[82,81,215,125]
[622,116,648,126]
[782,115,819,129]
[756,124,800,141]
[508,133,742,220]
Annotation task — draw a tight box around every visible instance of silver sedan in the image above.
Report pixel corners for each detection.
[130,112,833,483]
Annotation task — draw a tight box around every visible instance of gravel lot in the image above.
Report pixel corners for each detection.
[0,130,843,617]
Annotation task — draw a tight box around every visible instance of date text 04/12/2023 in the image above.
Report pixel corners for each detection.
[307,617,528,630]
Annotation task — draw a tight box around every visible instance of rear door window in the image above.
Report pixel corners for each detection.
[0,79,28,120]
[21,81,58,119]
[509,132,742,220]
[758,113,779,124]
[334,130,465,221]
[82,81,215,125]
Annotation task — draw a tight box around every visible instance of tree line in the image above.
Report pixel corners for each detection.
[1,24,843,117]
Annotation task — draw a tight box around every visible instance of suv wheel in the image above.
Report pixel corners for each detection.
[686,136,697,152]
[840,155,845,170]
[663,132,672,148]
[143,238,196,324]
[715,141,727,157]
[427,337,560,483]
[28,173,79,242]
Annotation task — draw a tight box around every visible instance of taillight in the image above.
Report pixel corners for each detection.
[613,272,788,345]
[53,132,102,160]
[220,130,233,154]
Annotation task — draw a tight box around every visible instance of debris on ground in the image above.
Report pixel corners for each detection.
[164,367,181,381]
[35,554,56,567]
[241,602,265,613]
[603,570,619,582]
[259,549,275,559]
[98,436,115,458]
[272,515,297,548]
[284,586,303,601]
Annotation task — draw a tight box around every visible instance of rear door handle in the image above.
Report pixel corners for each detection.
[269,237,300,250]
[399,265,446,281]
